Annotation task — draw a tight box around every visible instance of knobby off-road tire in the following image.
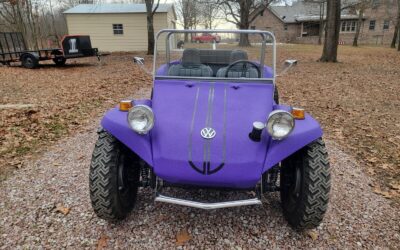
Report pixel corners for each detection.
[280,138,331,230]
[274,87,279,104]
[89,130,140,221]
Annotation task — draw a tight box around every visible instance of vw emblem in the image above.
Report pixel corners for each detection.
[200,127,216,139]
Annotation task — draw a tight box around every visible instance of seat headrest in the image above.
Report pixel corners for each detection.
[230,50,248,63]
[182,48,201,67]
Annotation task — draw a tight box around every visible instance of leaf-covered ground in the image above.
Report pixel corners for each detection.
[0,45,399,201]
[278,45,400,201]
[0,53,152,179]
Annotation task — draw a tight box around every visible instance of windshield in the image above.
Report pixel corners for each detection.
[154,30,276,81]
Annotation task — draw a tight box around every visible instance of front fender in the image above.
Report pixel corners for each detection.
[262,105,323,173]
[100,100,153,166]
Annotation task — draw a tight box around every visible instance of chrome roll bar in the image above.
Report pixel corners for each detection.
[153,29,276,83]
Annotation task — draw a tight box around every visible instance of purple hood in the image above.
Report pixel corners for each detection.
[151,79,274,188]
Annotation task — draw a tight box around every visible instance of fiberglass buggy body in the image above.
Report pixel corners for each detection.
[89,29,331,230]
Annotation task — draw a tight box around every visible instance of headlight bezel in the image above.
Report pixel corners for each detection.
[267,110,295,140]
[127,104,154,134]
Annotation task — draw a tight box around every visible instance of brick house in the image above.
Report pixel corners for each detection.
[250,0,398,45]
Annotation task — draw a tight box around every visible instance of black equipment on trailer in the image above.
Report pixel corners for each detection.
[0,32,99,69]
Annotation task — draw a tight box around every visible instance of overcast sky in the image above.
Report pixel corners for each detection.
[100,0,294,29]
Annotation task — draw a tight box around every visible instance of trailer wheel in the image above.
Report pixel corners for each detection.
[280,138,331,230]
[89,129,140,221]
[21,54,38,69]
[53,57,66,66]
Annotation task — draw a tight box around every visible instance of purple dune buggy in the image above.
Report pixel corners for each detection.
[89,29,330,230]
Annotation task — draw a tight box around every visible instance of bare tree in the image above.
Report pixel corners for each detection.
[144,0,160,55]
[199,1,221,29]
[318,1,326,45]
[351,0,372,47]
[48,0,60,44]
[0,0,70,49]
[391,18,399,48]
[0,0,37,48]
[218,0,274,46]
[320,0,341,62]
[176,0,200,41]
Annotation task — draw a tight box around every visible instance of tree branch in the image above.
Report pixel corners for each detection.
[223,1,240,25]
[249,4,269,23]
[151,0,160,16]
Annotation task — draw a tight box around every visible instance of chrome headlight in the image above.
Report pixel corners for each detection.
[267,110,294,140]
[127,105,154,134]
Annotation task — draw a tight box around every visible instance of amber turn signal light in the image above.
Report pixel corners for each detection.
[119,100,133,111]
[291,107,305,120]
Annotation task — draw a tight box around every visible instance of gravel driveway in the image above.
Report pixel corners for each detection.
[1,127,399,249]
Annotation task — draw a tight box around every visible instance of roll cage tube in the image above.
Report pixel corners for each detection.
[153,29,277,83]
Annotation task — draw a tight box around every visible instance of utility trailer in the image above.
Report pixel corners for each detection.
[0,32,99,69]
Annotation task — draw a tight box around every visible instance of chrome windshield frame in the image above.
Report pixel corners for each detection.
[153,29,276,84]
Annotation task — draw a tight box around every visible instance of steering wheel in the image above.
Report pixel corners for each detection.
[224,60,261,78]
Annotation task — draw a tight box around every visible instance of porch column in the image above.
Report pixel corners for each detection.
[300,22,304,37]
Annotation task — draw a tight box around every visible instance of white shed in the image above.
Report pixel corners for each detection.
[64,4,176,52]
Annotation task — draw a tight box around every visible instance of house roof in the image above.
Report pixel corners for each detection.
[63,3,174,14]
[268,1,358,23]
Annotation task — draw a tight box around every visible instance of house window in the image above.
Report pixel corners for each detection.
[369,20,376,30]
[383,20,390,30]
[284,24,288,31]
[250,26,256,30]
[341,21,356,32]
[113,24,124,35]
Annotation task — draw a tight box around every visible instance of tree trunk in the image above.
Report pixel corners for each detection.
[145,0,159,55]
[184,24,189,42]
[48,0,60,44]
[320,0,341,62]
[353,8,364,47]
[147,14,155,55]
[318,2,324,45]
[398,25,400,51]
[14,4,27,47]
[393,0,400,49]
[238,0,251,47]
[15,3,30,49]
[391,24,399,48]
[239,22,251,47]
[26,0,38,50]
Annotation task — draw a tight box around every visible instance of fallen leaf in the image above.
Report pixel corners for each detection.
[373,188,393,199]
[96,234,108,250]
[380,164,390,170]
[389,183,400,191]
[54,203,70,215]
[367,157,378,163]
[306,230,319,241]
[10,160,23,169]
[176,228,191,246]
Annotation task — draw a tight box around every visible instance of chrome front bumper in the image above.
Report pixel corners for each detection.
[155,194,262,210]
